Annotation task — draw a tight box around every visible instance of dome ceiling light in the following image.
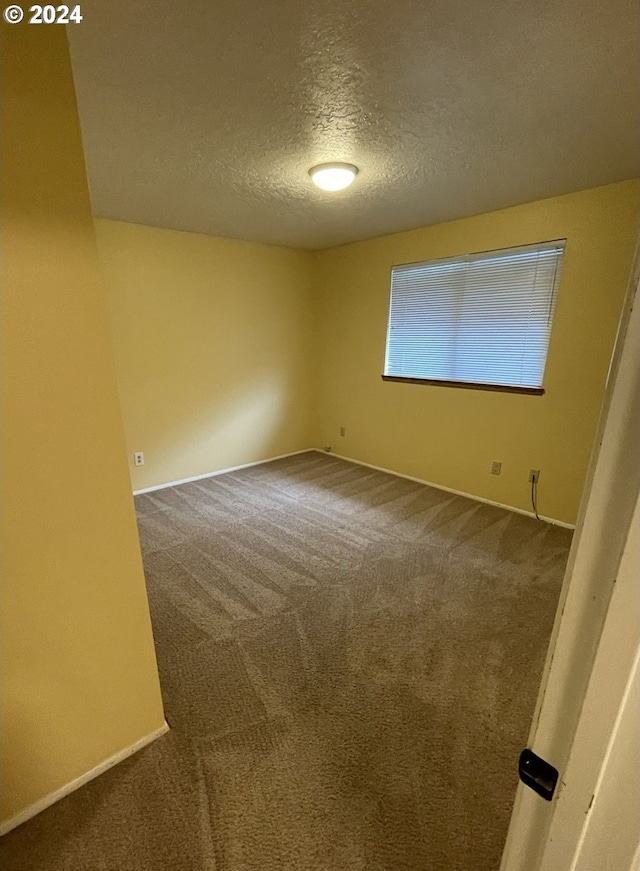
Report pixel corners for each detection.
[309,163,359,192]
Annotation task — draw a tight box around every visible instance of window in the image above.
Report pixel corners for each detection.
[383,240,565,393]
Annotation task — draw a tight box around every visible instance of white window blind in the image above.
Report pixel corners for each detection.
[384,240,565,390]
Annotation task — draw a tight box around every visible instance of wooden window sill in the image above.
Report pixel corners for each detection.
[381,375,545,395]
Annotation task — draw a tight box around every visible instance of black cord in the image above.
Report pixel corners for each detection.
[531,477,541,521]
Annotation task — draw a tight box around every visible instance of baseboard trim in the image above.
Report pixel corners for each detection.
[0,721,170,836]
[315,449,575,529]
[133,449,315,495]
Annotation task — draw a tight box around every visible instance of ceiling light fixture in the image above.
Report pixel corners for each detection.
[309,162,359,191]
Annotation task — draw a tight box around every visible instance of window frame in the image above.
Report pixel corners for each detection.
[381,239,566,395]
[380,374,545,395]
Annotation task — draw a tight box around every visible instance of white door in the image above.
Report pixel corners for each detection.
[500,251,639,871]
[540,497,639,871]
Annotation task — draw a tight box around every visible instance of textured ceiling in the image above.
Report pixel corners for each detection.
[68,0,639,250]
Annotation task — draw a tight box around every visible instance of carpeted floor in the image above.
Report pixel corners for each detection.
[1,451,572,870]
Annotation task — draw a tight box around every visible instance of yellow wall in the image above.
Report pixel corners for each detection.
[95,219,315,491]
[98,184,637,523]
[1,26,165,825]
[313,181,639,525]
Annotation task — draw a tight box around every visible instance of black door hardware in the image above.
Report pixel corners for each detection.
[518,748,559,801]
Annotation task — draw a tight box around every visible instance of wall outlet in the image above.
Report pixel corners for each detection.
[529,469,540,483]
[134,452,145,467]
[340,427,346,437]
[491,461,502,476]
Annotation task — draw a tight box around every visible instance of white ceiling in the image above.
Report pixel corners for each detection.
[68,0,638,250]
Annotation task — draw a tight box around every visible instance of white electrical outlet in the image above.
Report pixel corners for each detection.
[491,461,502,475]
[340,427,346,437]
[529,468,540,483]
[134,452,145,467]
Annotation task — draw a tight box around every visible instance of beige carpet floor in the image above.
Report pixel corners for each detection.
[1,451,571,870]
